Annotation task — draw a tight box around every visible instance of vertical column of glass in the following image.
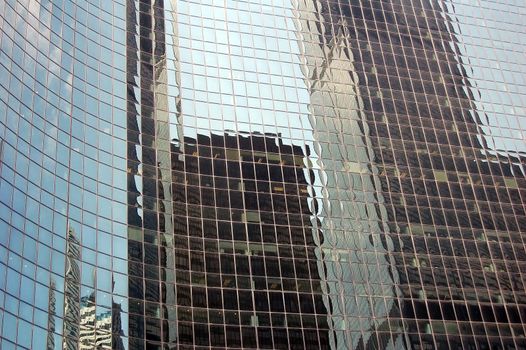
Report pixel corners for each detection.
[436,1,526,348]
[291,1,404,348]
[0,1,128,349]
[164,0,328,348]
[126,0,176,347]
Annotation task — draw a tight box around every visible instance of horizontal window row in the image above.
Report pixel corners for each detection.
[126,228,526,267]
[126,258,526,291]
[128,76,524,125]
[126,260,526,294]
[128,269,325,294]
[129,320,327,348]
[124,301,526,331]
[125,262,526,296]
[172,6,525,52]
[125,172,524,210]
[398,284,525,303]
[126,227,526,263]
[127,204,526,236]
[166,178,523,210]
[146,0,524,26]
[153,138,525,175]
[128,135,524,186]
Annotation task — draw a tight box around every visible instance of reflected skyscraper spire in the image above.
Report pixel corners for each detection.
[62,228,81,349]
[56,228,126,349]
[47,281,57,350]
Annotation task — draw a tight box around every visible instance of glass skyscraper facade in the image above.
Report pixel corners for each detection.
[1,0,525,349]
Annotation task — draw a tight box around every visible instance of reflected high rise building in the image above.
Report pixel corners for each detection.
[46,228,125,350]
[167,131,330,348]
[292,2,405,348]
[290,1,526,349]
[1,0,526,349]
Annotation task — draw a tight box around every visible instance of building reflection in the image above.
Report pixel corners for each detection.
[78,291,125,350]
[125,0,176,346]
[168,131,330,348]
[46,281,57,350]
[292,1,405,349]
[46,228,124,349]
[62,228,81,349]
[121,0,526,348]
[293,0,526,349]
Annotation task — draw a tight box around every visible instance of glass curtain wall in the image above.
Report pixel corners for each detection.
[0,1,128,349]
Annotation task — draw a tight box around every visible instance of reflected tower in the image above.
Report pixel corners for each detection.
[292,1,406,348]
[169,131,330,348]
[293,0,526,349]
[126,0,176,346]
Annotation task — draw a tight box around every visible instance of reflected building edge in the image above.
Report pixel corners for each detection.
[125,0,178,346]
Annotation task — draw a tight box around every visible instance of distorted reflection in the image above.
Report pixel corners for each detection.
[439,0,526,176]
[292,1,404,348]
[0,0,128,348]
[55,228,126,350]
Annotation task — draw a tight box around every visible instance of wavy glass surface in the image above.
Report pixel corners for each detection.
[1,0,526,349]
[0,0,128,349]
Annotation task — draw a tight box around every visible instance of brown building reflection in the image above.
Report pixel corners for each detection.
[123,0,526,349]
[293,0,526,349]
[167,131,329,348]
